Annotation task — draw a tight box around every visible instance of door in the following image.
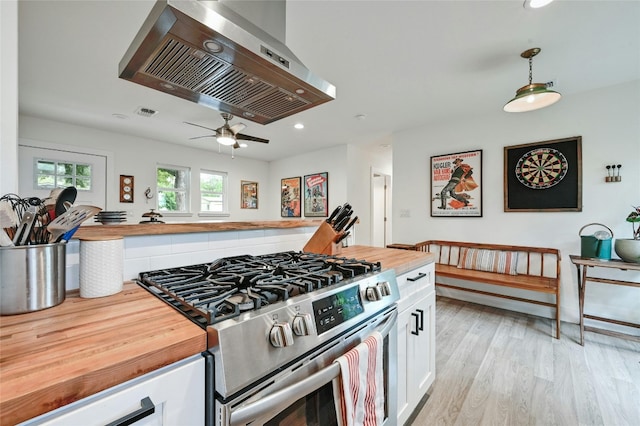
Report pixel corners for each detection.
[371,171,391,247]
[18,143,107,208]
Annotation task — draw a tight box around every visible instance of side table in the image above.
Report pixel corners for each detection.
[569,255,640,345]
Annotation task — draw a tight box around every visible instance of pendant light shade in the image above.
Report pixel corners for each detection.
[216,127,236,146]
[504,48,561,113]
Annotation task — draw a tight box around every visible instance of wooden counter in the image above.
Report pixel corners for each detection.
[342,245,435,275]
[0,283,207,426]
[0,246,433,425]
[74,219,322,239]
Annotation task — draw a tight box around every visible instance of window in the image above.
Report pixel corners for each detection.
[200,170,228,214]
[35,159,92,190]
[157,165,190,213]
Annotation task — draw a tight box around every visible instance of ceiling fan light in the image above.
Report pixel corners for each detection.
[217,135,236,146]
[503,83,561,112]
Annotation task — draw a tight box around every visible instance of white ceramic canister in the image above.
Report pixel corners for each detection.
[79,236,124,298]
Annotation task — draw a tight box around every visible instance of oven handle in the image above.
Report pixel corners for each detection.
[229,309,398,426]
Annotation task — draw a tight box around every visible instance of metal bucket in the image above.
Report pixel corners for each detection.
[0,243,66,315]
[579,223,613,260]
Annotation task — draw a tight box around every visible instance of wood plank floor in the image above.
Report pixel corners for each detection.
[410,297,640,426]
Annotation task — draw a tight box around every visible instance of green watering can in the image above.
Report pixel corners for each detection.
[579,223,613,260]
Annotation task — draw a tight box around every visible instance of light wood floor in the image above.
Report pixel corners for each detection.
[410,297,640,426]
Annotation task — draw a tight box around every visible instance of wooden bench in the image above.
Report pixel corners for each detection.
[390,240,561,339]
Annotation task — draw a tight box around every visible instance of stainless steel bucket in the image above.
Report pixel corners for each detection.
[0,243,66,315]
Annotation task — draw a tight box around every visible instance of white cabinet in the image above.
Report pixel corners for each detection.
[396,263,436,426]
[19,355,205,426]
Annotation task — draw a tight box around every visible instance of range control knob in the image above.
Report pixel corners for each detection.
[292,313,315,336]
[378,281,392,296]
[269,322,294,348]
[365,285,383,301]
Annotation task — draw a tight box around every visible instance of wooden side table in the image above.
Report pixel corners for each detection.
[569,255,640,345]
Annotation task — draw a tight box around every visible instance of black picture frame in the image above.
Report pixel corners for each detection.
[504,136,582,212]
[430,150,483,217]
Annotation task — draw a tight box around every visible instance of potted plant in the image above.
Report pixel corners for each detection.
[614,205,640,263]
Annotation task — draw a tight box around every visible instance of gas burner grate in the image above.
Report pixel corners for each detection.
[137,251,381,327]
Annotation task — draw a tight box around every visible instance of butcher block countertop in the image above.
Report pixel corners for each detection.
[0,284,207,426]
[0,246,433,425]
[74,219,322,239]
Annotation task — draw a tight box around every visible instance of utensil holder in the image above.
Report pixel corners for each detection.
[303,222,343,255]
[0,242,66,315]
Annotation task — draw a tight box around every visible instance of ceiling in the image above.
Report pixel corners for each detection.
[17,0,640,162]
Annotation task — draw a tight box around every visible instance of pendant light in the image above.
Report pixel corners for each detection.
[503,48,561,113]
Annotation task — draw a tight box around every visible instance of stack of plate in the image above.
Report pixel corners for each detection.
[94,211,127,225]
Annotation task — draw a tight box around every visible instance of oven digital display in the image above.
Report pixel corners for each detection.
[312,286,364,334]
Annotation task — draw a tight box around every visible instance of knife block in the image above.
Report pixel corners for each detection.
[303,222,343,255]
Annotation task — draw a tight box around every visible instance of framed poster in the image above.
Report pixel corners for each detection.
[431,150,482,217]
[280,176,301,217]
[240,181,258,209]
[504,136,582,212]
[303,172,329,217]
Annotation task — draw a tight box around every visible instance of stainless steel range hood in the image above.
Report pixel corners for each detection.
[119,0,336,125]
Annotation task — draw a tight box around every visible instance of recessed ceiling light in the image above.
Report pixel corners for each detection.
[295,88,305,95]
[523,0,554,8]
[294,123,304,129]
[112,113,128,120]
[203,40,223,53]
[159,82,175,90]
[355,114,367,120]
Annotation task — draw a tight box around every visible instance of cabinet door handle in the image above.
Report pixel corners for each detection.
[411,312,420,335]
[407,272,427,282]
[416,309,424,331]
[105,396,155,426]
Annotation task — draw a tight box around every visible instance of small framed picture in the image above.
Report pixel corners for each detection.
[280,177,301,217]
[240,181,258,209]
[431,150,483,217]
[303,172,329,217]
[504,136,582,212]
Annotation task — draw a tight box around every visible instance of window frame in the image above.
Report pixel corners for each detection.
[34,158,93,191]
[156,164,191,216]
[199,169,229,217]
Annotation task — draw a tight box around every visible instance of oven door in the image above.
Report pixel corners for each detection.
[219,308,397,426]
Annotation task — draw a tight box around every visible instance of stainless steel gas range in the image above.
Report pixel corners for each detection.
[138,251,399,426]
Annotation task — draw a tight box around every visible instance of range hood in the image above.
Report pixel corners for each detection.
[119,0,336,125]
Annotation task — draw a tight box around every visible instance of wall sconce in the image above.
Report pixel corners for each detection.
[605,164,622,182]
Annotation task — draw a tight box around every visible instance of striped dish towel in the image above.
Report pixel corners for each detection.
[334,331,384,426]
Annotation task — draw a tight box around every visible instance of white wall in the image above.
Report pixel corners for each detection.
[19,115,271,222]
[391,80,640,333]
[0,0,19,196]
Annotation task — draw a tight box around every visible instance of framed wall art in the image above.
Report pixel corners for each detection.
[430,150,482,217]
[303,172,329,217]
[240,181,258,209]
[504,136,582,212]
[280,176,301,217]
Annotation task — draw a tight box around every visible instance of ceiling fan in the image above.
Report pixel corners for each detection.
[184,113,269,149]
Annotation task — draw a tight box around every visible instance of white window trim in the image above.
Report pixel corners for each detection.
[156,163,191,214]
[199,169,229,217]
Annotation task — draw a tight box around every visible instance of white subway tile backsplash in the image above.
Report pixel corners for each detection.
[171,233,209,254]
[125,235,172,259]
[66,227,318,291]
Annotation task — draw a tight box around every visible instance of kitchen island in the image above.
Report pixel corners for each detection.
[0,246,434,425]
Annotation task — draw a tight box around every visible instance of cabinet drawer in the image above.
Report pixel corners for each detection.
[397,263,435,312]
[20,355,205,426]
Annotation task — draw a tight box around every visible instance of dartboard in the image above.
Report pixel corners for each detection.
[515,147,568,189]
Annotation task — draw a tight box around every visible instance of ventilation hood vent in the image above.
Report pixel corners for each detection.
[119,0,336,125]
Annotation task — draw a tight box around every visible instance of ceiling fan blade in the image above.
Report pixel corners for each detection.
[230,123,246,134]
[183,121,218,132]
[189,135,217,140]
[236,133,269,144]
